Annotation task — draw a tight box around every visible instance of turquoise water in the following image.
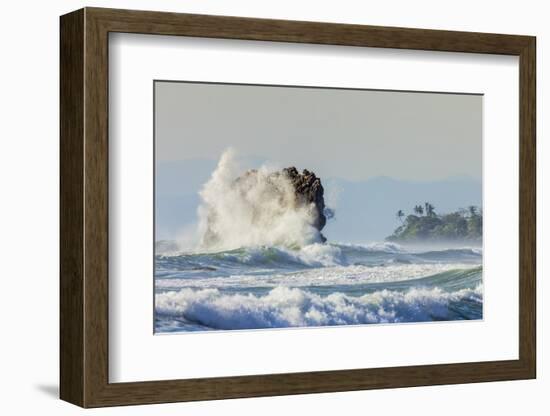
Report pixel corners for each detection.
[154,243,482,332]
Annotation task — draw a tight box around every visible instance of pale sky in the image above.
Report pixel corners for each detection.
[155,81,482,182]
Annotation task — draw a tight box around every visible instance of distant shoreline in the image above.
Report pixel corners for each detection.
[387,205,482,244]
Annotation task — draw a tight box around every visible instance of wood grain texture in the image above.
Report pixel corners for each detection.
[83,10,110,406]
[59,8,84,407]
[59,7,537,408]
[518,38,536,376]
[88,7,532,54]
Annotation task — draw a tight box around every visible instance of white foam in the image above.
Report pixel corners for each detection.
[155,262,477,289]
[195,149,324,251]
[155,285,482,330]
[289,243,345,267]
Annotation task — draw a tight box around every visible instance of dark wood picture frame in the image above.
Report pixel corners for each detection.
[60,7,536,408]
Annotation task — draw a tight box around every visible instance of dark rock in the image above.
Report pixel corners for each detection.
[281,167,327,241]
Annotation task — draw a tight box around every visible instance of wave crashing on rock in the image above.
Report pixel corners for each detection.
[197,149,330,251]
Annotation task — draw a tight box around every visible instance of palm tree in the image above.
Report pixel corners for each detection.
[414,205,424,215]
[396,209,405,223]
[425,202,435,217]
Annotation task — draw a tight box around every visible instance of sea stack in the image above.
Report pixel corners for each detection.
[281,167,327,240]
[201,166,329,247]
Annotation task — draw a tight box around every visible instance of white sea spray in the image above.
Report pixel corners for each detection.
[196,149,323,251]
[156,284,483,330]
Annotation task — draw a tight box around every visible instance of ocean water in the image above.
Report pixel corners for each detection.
[154,242,483,333]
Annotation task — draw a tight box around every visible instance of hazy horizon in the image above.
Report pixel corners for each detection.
[155,82,482,242]
[155,156,482,242]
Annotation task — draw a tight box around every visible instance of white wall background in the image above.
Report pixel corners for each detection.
[0,0,545,414]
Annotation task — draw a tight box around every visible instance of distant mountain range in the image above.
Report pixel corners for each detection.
[155,160,481,243]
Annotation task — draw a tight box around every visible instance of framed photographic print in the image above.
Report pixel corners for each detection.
[60,7,536,408]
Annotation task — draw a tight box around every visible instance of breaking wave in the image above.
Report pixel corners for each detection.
[196,149,324,251]
[156,281,482,330]
[155,243,482,278]
[155,243,482,332]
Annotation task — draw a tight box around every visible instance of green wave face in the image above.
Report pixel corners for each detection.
[155,243,483,332]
